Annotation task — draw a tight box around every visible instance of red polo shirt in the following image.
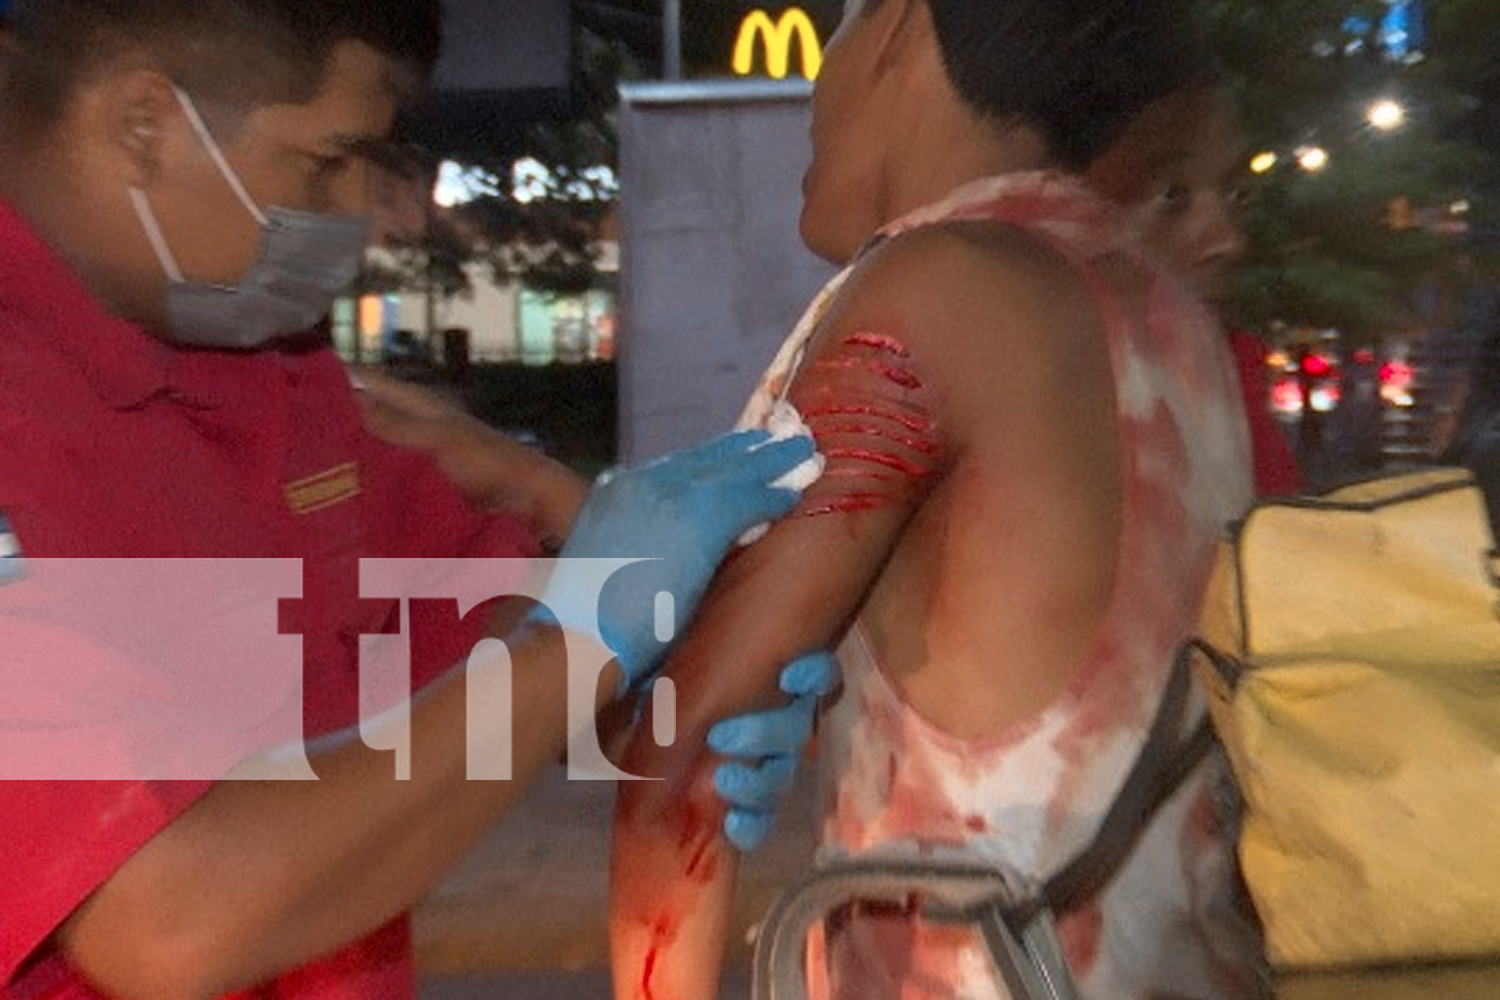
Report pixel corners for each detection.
[0,195,539,1000]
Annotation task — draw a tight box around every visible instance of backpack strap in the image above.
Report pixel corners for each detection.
[1037,642,1215,915]
[751,644,1217,1000]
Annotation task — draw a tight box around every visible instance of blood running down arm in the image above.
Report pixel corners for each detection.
[608,326,945,1000]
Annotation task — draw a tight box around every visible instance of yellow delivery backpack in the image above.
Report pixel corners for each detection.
[1192,466,1500,970]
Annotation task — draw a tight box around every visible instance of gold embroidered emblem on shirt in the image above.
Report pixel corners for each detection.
[284,463,361,515]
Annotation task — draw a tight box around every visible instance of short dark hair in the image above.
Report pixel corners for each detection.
[1,0,443,129]
[898,0,1210,170]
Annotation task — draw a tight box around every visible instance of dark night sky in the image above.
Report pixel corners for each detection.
[576,0,841,77]
[403,0,840,160]
[409,0,1499,171]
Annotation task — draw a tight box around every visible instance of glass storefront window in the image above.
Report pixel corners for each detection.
[518,286,617,365]
[330,297,359,361]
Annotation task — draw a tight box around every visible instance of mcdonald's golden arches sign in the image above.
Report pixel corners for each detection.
[733,8,823,80]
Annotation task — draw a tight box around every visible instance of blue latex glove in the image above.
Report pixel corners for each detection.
[707,651,840,851]
[536,429,815,691]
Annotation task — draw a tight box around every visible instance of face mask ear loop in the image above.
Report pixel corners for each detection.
[172,85,269,226]
[128,187,185,283]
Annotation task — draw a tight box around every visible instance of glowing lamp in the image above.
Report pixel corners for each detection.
[1296,146,1330,172]
[1367,100,1405,131]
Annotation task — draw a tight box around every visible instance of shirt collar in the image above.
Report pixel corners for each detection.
[0,194,223,410]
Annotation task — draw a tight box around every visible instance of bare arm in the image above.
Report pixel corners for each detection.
[607,223,1124,1000]
[608,480,924,1000]
[61,620,613,1000]
[52,426,811,1000]
[608,239,951,1000]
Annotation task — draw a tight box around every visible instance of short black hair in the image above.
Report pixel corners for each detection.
[889,0,1211,170]
[2,0,443,128]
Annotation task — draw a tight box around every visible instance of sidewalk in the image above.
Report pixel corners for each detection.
[413,761,817,992]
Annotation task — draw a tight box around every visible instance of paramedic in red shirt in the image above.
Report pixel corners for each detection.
[0,2,828,999]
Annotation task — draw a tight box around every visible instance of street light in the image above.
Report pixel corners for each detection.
[1296,146,1330,172]
[1367,99,1406,131]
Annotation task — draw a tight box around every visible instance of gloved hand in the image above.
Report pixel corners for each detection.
[535,429,816,691]
[707,651,839,851]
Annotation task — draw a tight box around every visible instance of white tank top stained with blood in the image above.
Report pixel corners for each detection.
[741,173,1260,1000]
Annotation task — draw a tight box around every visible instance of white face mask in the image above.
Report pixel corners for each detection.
[128,87,370,350]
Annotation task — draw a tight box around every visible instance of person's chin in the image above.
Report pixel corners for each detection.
[799,176,866,264]
[797,203,836,263]
[796,213,829,262]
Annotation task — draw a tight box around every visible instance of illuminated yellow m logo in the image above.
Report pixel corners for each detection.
[733,8,823,80]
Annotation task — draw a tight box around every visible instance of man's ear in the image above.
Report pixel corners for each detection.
[100,67,178,185]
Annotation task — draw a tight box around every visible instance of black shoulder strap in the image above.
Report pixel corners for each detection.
[1039,642,1216,914]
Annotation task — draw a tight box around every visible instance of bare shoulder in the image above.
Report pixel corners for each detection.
[825,220,1109,380]
[814,218,1114,455]
[823,221,1126,734]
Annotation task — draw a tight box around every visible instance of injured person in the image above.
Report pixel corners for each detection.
[604,0,1263,997]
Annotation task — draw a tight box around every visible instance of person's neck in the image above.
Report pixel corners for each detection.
[883,118,1055,223]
